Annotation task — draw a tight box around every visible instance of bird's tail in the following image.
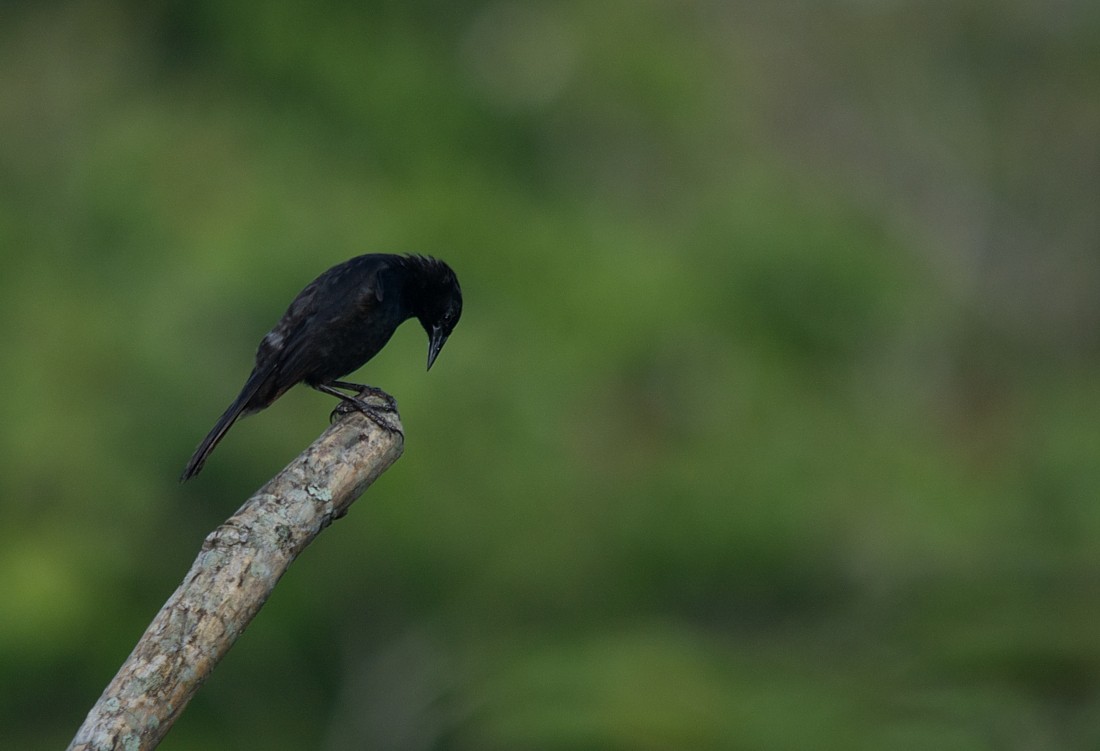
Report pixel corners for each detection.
[180,367,270,481]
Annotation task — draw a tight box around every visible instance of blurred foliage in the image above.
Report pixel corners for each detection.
[1,0,1099,748]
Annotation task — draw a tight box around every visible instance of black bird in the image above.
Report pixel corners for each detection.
[181,253,462,481]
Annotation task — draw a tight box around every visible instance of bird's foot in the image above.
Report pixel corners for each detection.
[330,400,402,434]
[326,386,402,435]
[328,380,399,411]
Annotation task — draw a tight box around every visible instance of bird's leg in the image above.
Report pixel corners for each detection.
[312,383,402,434]
[326,380,398,411]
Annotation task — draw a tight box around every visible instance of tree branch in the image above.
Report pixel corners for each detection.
[68,404,405,751]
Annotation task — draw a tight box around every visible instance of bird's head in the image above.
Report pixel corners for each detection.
[409,256,463,370]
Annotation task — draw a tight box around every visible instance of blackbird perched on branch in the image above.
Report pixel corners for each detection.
[181,253,462,481]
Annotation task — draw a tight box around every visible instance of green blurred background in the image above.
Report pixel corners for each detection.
[3,1,1100,748]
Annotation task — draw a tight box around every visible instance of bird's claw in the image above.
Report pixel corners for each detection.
[329,388,402,434]
[356,385,399,411]
[326,381,399,411]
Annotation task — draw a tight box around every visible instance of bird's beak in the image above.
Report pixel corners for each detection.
[427,325,449,370]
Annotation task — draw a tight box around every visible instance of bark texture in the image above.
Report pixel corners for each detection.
[68,405,404,751]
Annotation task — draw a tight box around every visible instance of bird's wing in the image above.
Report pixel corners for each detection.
[266,255,390,385]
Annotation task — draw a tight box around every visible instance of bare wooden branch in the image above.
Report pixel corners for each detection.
[68,404,405,751]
